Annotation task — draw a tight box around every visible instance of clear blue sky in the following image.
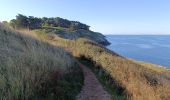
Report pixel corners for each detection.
[0,0,170,34]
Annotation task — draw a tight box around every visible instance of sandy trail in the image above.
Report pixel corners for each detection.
[76,61,112,100]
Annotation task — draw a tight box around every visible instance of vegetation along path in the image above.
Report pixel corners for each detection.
[76,61,112,100]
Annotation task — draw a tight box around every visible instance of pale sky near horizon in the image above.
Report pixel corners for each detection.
[0,0,170,34]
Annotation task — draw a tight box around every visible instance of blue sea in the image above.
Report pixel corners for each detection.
[106,35,170,68]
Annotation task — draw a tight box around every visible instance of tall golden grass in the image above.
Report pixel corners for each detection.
[36,31,170,100]
[0,23,83,100]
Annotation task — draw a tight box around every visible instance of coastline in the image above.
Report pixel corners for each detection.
[106,35,170,69]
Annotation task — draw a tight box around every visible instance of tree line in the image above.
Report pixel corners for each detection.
[9,14,90,30]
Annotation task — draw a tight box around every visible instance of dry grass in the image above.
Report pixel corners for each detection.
[34,31,170,100]
[7,26,170,100]
[0,23,83,100]
[136,60,170,74]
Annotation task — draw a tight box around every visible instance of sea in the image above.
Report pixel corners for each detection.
[106,35,170,68]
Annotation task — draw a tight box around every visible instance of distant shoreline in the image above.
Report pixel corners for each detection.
[106,35,170,68]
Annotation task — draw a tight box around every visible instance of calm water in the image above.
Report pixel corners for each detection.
[106,35,170,68]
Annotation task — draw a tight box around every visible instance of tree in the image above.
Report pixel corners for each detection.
[15,14,29,29]
[10,19,17,29]
[28,16,42,29]
[2,21,8,25]
[70,21,90,30]
[9,14,90,30]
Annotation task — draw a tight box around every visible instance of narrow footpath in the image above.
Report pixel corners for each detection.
[76,61,112,100]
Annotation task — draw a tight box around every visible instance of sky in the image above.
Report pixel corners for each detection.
[0,0,170,34]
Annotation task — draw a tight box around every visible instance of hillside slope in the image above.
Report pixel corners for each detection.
[9,14,110,46]
[34,32,170,100]
[0,23,83,100]
[36,28,110,46]
[3,14,170,100]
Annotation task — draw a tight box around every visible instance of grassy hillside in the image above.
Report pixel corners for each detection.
[35,28,110,46]
[0,23,83,100]
[9,14,110,46]
[33,31,170,100]
[2,16,170,100]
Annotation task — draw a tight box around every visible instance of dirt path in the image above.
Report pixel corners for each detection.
[76,61,112,100]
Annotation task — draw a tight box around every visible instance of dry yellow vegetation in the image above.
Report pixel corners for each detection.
[34,31,170,100]
[0,23,83,100]
[3,24,170,100]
